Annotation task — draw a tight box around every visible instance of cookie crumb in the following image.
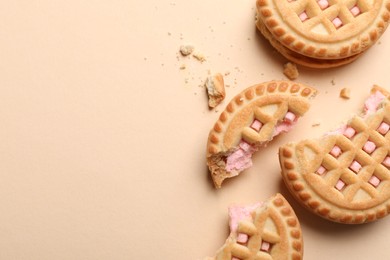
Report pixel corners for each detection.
[205,73,225,108]
[283,62,299,80]
[340,88,351,99]
[331,79,336,86]
[192,52,206,62]
[180,45,195,56]
[179,64,186,70]
[312,120,321,127]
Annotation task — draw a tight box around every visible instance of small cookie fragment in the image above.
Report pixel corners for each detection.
[205,73,225,108]
[283,62,299,80]
[340,88,351,99]
[312,120,321,127]
[193,52,206,62]
[179,45,194,56]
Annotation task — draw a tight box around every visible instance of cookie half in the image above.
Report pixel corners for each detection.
[207,81,317,188]
[279,86,390,223]
[205,193,303,260]
[256,0,390,68]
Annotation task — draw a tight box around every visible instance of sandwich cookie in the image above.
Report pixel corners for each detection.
[279,86,390,223]
[205,193,303,260]
[207,81,317,188]
[256,0,390,68]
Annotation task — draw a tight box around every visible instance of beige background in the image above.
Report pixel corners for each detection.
[0,1,390,259]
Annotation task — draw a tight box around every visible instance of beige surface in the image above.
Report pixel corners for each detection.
[0,1,389,259]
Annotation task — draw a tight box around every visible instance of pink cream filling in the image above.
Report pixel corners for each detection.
[335,179,346,191]
[332,17,343,28]
[225,114,298,173]
[228,202,262,236]
[349,160,362,173]
[225,141,258,172]
[364,91,386,115]
[317,0,329,9]
[378,122,390,135]
[350,6,361,16]
[383,156,390,168]
[326,91,386,137]
[369,175,381,187]
[299,11,308,22]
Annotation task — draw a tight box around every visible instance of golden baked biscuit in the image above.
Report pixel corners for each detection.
[207,81,317,188]
[256,0,390,68]
[279,86,390,223]
[205,193,303,260]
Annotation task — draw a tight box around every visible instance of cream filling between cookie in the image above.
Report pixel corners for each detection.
[228,202,262,243]
[225,117,298,173]
[326,91,386,136]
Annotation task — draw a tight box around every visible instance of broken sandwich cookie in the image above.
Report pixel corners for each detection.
[207,81,317,188]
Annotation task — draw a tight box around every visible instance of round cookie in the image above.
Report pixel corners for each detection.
[279,86,390,223]
[256,0,390,68]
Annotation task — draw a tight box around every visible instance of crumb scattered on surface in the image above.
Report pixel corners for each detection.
[312,120,321,127]
[331,79,336,86]
[180,45,195,56]
[340,88,351,99]
[179,64,186,70]
[192,52,206,62]
[283,62,299,80]
[205,73,225,108]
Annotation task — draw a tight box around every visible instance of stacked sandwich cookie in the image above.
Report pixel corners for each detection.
[256,0,390,68]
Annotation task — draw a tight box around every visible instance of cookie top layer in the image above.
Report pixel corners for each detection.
[207,193,303,260]
[256,0,390,59]
[279,86,390,223]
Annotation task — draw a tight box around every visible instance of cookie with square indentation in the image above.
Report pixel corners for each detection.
[207,81,317,188]
[204,193,303,260]
[256,0,390,68]
[279,85,390,223]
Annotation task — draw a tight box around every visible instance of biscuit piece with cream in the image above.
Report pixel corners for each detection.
[279,86,390,223]
[207,81,317,188]
[205,193,303,260]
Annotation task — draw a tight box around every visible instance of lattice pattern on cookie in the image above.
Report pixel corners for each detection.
[210,194,303,260]
[256,0,390,59]
[279,87,390,223]
[208,82,315,153]
[315,116,390,200]
[292,0,370,31]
